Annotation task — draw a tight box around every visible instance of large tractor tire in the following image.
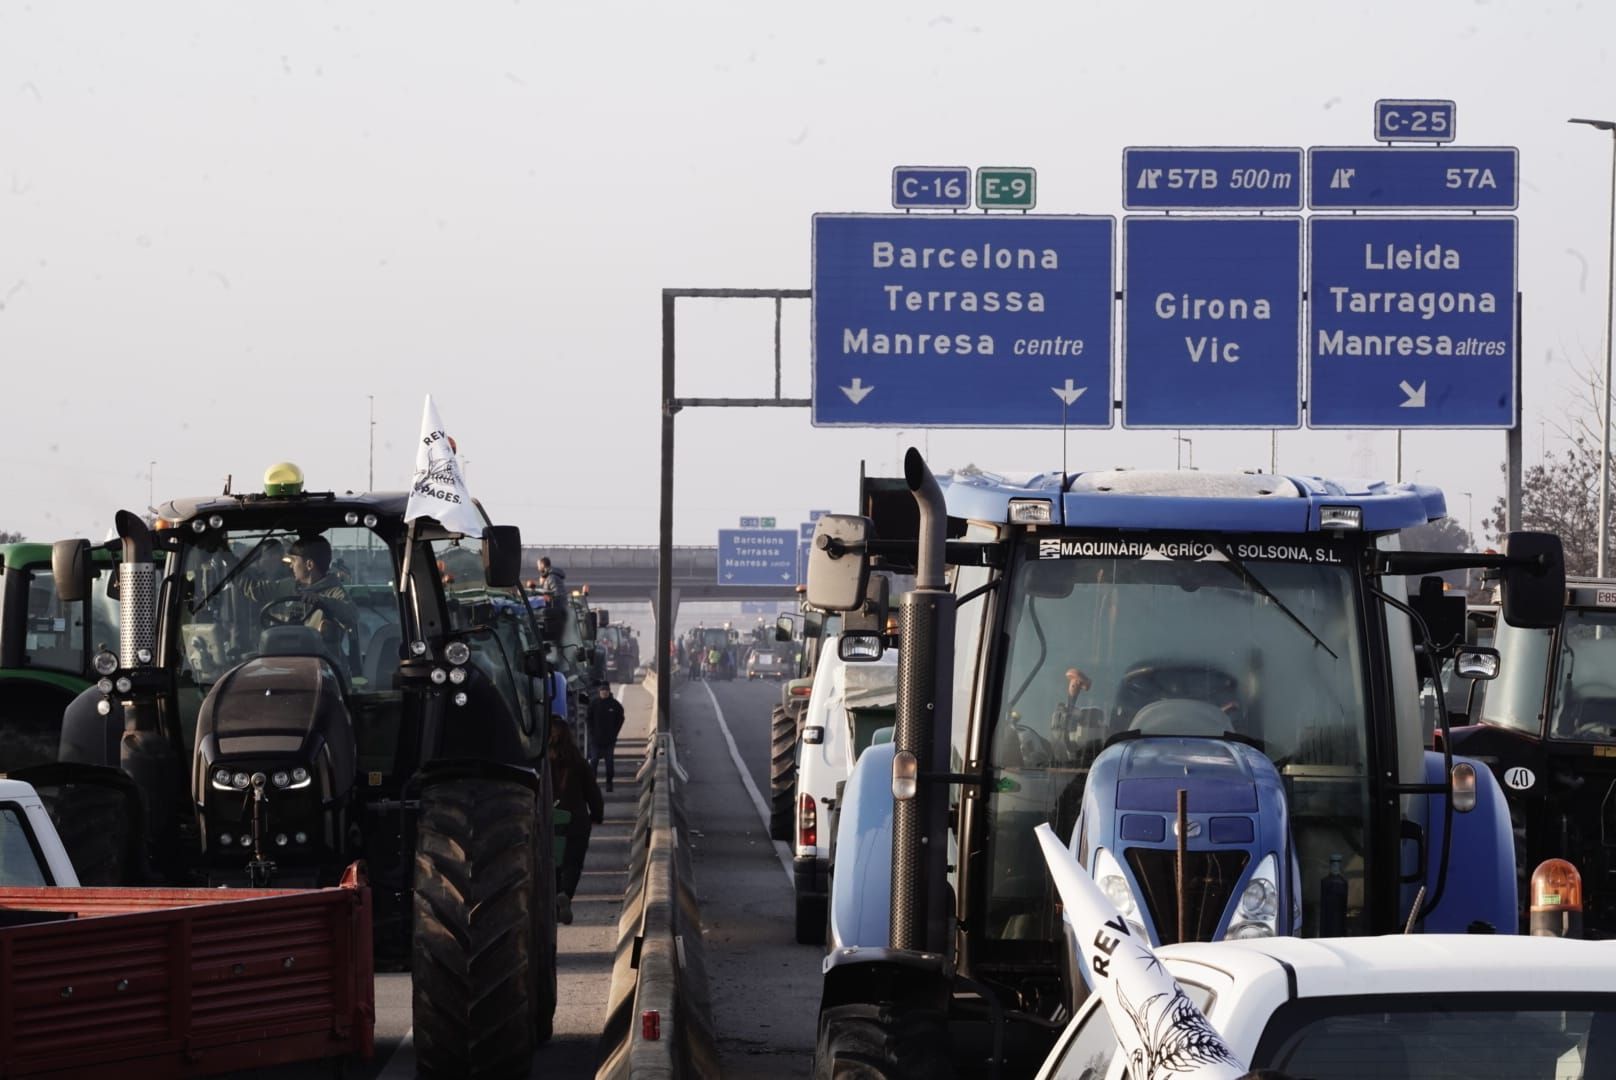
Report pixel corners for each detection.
[769,705,798,843]
[413,776,551,1078]
[813,1003,955,1080]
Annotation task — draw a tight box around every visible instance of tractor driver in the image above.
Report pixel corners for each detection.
[276,535,358,650]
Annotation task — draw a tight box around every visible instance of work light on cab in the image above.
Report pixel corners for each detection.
[263,462,305,496]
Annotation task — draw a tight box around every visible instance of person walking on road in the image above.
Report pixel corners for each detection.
[586,683,627,792]
[548,721,603,925]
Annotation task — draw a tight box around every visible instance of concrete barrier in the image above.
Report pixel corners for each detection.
[596,674,718,1079]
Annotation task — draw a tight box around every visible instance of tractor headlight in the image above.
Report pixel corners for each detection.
[96,678,113,694]
[430,667,448,685]
[453,691,468,707]
[231,772,250,790]
[448,667,467,685]
[208,514,225,530]
[444,641,471,666]
[345,512,360,525]
[272,771,291,789]
[96,699,112,716]
[1229,854,1282,939]
[211,768,232,790]
[363,514,378,528]
[409,640,429,657]
[135,647,153,665]
[93,650,118,676]
[1094,848,1139,920]
[288,767,312,790]
[114,676,132,694]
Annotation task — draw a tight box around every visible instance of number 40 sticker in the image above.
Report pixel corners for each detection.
[1503,766,1536,791]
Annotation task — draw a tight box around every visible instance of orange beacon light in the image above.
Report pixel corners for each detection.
[1529,858,1583,939]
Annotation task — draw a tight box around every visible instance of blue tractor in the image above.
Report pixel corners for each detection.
[806,453,1564,1079]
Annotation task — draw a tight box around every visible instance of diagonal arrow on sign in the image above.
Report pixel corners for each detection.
[1051,379,1086,406]
[1398,380,1427,408]
[841,377,874,404]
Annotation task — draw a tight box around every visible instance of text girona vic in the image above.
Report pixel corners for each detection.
[841,240,1083,358]
[1317,240,1506,358]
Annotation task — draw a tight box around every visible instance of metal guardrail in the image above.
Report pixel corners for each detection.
[596,673,717,1079]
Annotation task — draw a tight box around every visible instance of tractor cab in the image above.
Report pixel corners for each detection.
[807,454,1565,1077]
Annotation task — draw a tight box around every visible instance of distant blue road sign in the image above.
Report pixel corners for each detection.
[1374,99,1456,143]
[892,167,971,210]
[800,522,815,541]
[717,529,799,585]
[1308,216,1516,429]
[808,509,831,521]
[812,213,1115,427]
[1122,217,1302,429]
[1123,148,1303,210]
[739,516,760,528]
[798,541,811,582]
[1309,147,1517,210]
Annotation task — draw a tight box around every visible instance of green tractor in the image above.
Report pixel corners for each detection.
[51,463,560,1077]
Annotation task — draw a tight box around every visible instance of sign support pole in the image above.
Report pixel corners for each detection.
[1506,294,1525,534]
[656,288,812,737]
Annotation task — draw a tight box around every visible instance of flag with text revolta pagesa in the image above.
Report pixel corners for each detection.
[405,395,483,538]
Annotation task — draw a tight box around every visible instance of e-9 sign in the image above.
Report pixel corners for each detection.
[1375,99,1456,143]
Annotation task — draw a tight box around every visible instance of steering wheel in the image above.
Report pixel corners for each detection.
[259,595,322,628]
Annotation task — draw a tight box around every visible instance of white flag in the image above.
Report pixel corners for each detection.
[1034,824,1249,1080]
[405,395,483,538]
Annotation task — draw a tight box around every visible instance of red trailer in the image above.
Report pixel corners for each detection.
[0,864,373,1078]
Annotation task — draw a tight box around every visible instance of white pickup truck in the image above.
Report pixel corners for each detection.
[1037,933,1616,1080]
[0,777,80,886]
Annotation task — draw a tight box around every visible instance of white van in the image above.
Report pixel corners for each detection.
[792,647,898,944]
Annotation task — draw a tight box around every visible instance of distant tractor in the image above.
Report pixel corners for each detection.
[1446,576,1616,935]
[51,463,560,1078]
[807,453,1562,1078]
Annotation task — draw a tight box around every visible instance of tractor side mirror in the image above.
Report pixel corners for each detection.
[588,611,600,637]
[52,539,93,603]
[522,649,547,678]
[803,610,824,640]
[597,609,610,628]
[1454,646,1501,681]
[481,525,523,588]
[1499,532,1566,629]
[806,515,872,613]
[774,613,797,642]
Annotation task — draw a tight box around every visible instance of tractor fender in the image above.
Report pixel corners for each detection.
[406,757,546,798]
[828,740,895,951]
[818,944,950,1015]
[1421,749,1517,933]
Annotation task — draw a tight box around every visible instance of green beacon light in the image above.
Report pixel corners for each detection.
[263,462,305,496]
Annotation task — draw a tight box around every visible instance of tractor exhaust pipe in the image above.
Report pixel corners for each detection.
[115,510,157,671]
[113,510,178,843]
[891,449,955,955]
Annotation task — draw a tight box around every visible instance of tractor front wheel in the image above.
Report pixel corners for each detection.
[769,705,797,843]
[813,1003,955,1080]
[413,776,550,1078]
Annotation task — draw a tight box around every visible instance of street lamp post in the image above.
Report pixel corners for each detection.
[148,460,156,510]
[1570,117,1616,575]
[1175,434,1194,471]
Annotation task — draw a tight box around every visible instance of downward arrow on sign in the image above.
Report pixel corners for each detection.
[1051,379,1086,406]
[1399,380,1427,408]
[841,377,874,404]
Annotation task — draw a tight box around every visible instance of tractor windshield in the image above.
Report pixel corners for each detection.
[1548,607,1616,743]
[175,525,402,695]
[985,535,1373,941]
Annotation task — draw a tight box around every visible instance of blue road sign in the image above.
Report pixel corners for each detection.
[739,516,760,528]
[717,529,799,585]
[1123,148,1303,210]
[799,521,815,541]
[1122,217,1302,429]
[808,509,831,521]
[812,213,1115,427]
[798,541,811,583]
[1374,99,1456,143]
[1309,147,1517,210]
[1308,216,1516,429]
[892,167,971,210]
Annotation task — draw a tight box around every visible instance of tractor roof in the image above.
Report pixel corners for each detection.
[157,490,412,524]
[937,467,1445,535]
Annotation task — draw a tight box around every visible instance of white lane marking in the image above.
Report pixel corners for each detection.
[376,1026,414,1080]
[700,680,796,889]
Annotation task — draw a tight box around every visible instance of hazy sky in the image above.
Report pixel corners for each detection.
[2,1,1611,546]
